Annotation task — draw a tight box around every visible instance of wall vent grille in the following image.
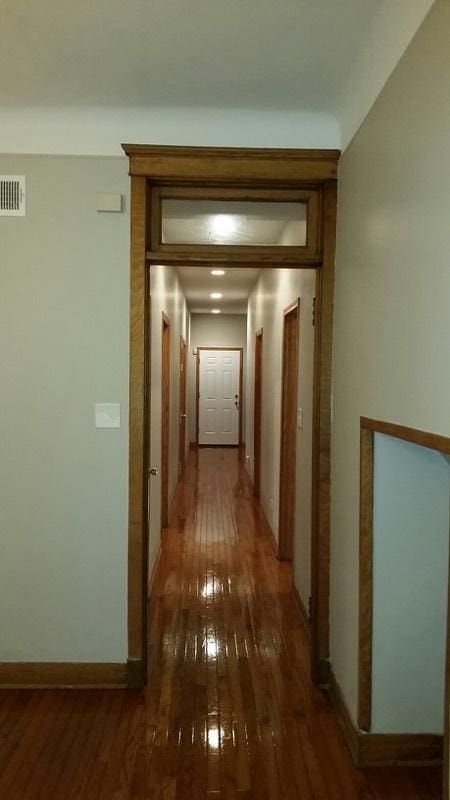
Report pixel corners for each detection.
[0,176,26,216]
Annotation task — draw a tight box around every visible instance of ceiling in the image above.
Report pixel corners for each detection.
[0,1,434,153]
[0,0,377,110]
[176,268,260,314]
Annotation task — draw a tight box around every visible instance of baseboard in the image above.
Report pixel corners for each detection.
[328,665,443,767]
[0,661,127,689]
[126,658,145,689]
[292,585,311,641]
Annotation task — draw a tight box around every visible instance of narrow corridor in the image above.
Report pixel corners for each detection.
[0,448,442,798]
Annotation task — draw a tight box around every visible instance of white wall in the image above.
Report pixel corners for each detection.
[331,0,450,724]
[246,267,315,610]
[0,155,129,662]
[188,313,247,444]
[0,107,339,156]
[149,266,188,566]
[372,435,450,733]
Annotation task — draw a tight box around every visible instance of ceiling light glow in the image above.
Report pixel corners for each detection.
[211,309,221,314]
[210,292,223,299]
[212,214,236,237]
[211,269,226,276]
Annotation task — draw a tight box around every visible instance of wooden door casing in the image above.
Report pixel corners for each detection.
[253,329,263,497]
[278,301,300,561]
[161,314,171,529]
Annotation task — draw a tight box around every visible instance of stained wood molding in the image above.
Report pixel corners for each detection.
[122,144,340,182]
[358,417,450,732]
[329,666,443,767]
[0,662,127,689]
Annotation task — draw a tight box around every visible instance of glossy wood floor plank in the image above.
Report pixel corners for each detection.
[0,447,443,798]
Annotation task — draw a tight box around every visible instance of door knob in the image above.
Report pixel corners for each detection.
[149,467,159,476]
[180,413,187,419]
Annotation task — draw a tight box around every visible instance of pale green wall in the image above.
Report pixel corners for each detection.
[0,155,130,661]
[372,435,449,733]
[331,0,450,721]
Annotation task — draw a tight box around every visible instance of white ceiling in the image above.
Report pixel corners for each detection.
[0,1,384,109]
[0,1,434,153]
[177,267,260,314]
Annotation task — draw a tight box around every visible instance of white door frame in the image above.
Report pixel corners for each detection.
[196,347,243,445]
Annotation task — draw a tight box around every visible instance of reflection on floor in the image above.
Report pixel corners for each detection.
[0,447,442,798]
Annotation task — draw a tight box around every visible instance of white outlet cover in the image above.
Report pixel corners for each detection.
[95,403,121,428]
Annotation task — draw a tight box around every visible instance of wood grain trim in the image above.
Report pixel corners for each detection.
[361,417,450,455]
[0,662,127,689]
[328,666,360,764]
[310,180,337,684]
[122,144,340,182]
[146,250,321,268]
[329,666,443,767]
[358,425,374,731]
[278,299,300,561]
[195,347,243,446]
[128,176,149,676]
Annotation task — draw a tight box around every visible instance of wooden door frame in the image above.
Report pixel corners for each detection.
[278,299,300,561]
[178,335,187,477]
[161,312,171,530]
[122,144,339,688]
[253,329,263,497]
[195,347,243,446]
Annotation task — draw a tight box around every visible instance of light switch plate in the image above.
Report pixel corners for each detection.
[96,193,123,213]
[95,403,121,428]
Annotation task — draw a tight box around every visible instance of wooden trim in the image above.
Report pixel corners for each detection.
[161,313,171,529]
[253,329,263,497]
[178,335,187,479]
[127,176,149,683]
[358,417,450,733]
[328,666,443,767]
[361,416,450,455]
[278,299,300,561]
[328,666,360,764]
[445,539,450,798]
[146,250,321,268]
[122,144,340,182]
[151,184,320,261]
[195,347,243,446]
[0,662,127,689]
[293,585,311,641]
[358,425,375,731]
[310,180,337,684]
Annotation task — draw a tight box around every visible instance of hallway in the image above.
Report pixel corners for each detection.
[0,448,442,798]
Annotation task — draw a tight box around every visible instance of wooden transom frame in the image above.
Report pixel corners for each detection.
[148,185,321,266]
[122,144,339,689]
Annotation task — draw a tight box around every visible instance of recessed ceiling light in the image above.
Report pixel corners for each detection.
[210,292,223,299]
[211,269,226,276]
[211,309,221,314]
[212,214,236,237]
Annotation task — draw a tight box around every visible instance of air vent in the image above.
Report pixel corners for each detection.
[0,176,26,216]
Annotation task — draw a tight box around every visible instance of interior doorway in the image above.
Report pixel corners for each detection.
[278,300,300,561]
[197,347,242,446]
[178,336,187,476]
[124,144,338,689]
[253,329,263,496]
[161,313,170,529]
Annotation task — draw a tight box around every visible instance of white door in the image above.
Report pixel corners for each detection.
[198,350,240,445]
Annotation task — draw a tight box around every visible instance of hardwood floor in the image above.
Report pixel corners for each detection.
[0,448,443,798]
